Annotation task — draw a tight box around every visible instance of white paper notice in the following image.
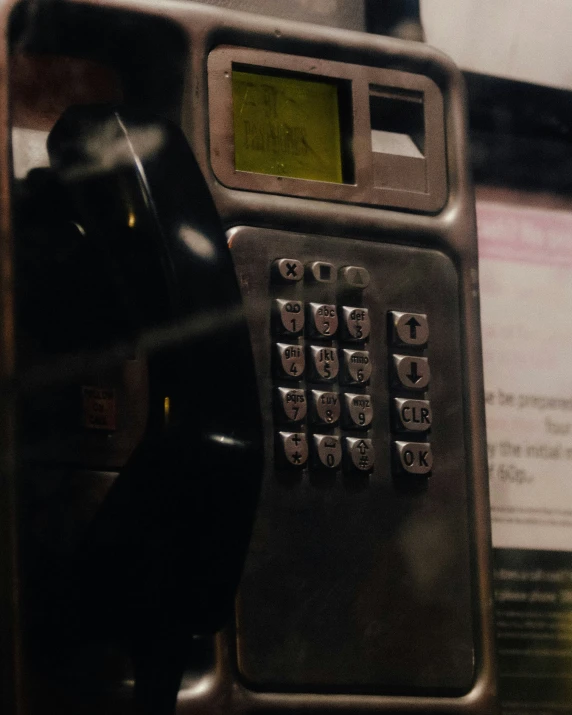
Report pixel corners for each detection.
[479,201,572,551]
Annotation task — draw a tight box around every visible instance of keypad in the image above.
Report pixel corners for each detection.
[272,257,434,481]
[272,258,372,475]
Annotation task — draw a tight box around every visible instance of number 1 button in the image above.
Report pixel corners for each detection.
[274,299,304,336]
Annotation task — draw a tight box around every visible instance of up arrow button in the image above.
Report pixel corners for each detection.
[390,311,429,347]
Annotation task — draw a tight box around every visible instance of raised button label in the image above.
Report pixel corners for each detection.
[273,258,303,282]
[276,387,307,422]
[394,398,432,432]
[307,261,335,283]
[393,354,430,390]
[395,441,433,475]
[309,345,339,381]
[310,390,340,425]
[275,299,304,335]
[390,311,429,346]
[345,437,374,472]
[278,431,308,467]
[313,434,342,469]
[342,349,371,385]
[308,302,338,338]
[339,265,370,289]
[342,306,371,341]
[343,393,373,428]
[276,343,305,380]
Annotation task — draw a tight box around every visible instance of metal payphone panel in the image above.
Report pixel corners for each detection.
[230,228,473,693]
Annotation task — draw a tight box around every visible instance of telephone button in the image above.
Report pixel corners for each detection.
[393,354,430,390]
[390,311,429,347]
[341,306,370,341]
[273,258,303,282]
[313,434,342,469]
[308,345,339,382]
[274,299,304,335]
[341,349,371,385]
[278,431,308,467]
[308,302,338,338]
[276,343,305,380]
[345,437,374,473]
[394,398,432,432]
[339,265,370,290]
[276,387,307,422]
[310,390,340,426]
[343,393,373,429]
[394,441,433,475]
[307,261,335,284]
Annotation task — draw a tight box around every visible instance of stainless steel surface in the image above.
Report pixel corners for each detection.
[208,46,447,212]
[391,311,430,346]
[394,440,433,475]
[345,436,375,471]
[277,387,307,422]
[341,306,371,340]
[309,344,339,381]
[343,392,373,428]
[278,430,308,466]
[313,433,342,469]
[275,342,305,380]
[394,397,432,432]
[311,389,341,425]
[341,348,372,384]
[308,302,338,337]
[393,354,431,390]
[274,298,305,335]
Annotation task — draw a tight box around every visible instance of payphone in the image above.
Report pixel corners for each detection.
[0,1,496,714]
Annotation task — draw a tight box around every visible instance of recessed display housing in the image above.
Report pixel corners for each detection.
[208,47,447,212]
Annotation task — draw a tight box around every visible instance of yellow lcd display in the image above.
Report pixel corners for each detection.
[232,69,343,184]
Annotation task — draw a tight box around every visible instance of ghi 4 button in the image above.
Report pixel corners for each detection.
[389,311,432,477]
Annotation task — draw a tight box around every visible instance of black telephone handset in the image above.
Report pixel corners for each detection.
[27,106,263,713]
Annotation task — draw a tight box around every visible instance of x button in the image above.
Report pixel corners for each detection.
[273,258,303,283]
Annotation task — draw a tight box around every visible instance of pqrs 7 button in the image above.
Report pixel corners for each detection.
[275,343,305,380]
[390,311,429,347]
[341,306,370,341]
[308,303,338,338]
[313,434,342,469]
[343,393,373,429]
[310,390,340,426]
[393,354,430,390]
[394,441,433,475]
[341,349,371,385]
[345,437,374,472]
[308,345,339,382]
[274,299,304,336]
[276,387,307,422]
[277,431,308,467]
[394,398,432,432]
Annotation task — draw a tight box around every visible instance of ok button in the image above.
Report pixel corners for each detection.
[394,398,432,432]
